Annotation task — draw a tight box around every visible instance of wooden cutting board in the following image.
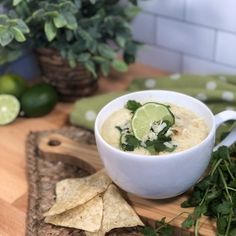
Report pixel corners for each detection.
[39,133,216,235]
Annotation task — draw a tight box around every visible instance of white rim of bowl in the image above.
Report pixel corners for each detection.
[94,90,215,161]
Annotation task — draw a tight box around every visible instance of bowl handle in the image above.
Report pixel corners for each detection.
[214,110,236,151]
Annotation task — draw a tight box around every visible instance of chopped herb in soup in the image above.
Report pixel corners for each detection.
[101,100,208,155]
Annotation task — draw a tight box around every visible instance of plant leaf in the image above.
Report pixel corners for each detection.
[0,15,7,25]
[216,201,232,215]
[0,29,14,46]
[125,6,141,20]
[116,35,126,48]
[44,21,57,41]
[64,13,78,30]
[84,60,97,77]
[13,0,23,6]
[53,14,67,28]
[182,215,194,229]
[93,56,106,63]
[16,20,29,33]
[67,50,76,68]
[74,0,81,8]
[78,53,91,62]
[126,100,141,113]
[98,43,116,59]
[112,59,128,72]
[141,227,156,236]
[100,62,110,76]
[65,30,73,41]
[89,0,97,4]
[11,27,26,42]
[217,217,228,235]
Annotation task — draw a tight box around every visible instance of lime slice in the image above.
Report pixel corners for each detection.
[0,94,20,125]
[131,102,174,140]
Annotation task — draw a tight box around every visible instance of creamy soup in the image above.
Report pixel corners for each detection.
[101,103,208,155]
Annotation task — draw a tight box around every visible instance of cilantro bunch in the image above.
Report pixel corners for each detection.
[141,146,236,236]
[181,146,236,236]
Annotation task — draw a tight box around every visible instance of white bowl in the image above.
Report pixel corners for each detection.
[95,90,236,199]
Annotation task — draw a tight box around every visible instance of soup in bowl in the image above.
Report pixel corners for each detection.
[95,90,236,199]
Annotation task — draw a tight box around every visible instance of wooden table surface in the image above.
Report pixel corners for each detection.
[0,63,166,236]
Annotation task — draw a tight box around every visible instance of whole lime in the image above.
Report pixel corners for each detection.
[0,74,28,98]
[21,83,58,117]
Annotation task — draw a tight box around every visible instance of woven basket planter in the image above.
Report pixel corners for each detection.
[36,48,98,102]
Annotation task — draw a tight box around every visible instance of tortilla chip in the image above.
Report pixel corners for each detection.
[45,195,103,232]
[102,184,144,233]
[85,230,103,236]
[85,184,143,236]
[44,169,111,216]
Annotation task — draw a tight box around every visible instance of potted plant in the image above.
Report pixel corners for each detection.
[0,0,140,101]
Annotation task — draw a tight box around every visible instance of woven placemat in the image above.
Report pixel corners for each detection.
[25,126,142,236]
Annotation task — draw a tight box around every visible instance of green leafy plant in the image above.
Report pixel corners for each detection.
[0,0,140,77]
[181,146,236,236]
[0,46,22,65]
[142,145,236,236]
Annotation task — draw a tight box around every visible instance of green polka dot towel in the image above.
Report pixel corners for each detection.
[70,74,236,135]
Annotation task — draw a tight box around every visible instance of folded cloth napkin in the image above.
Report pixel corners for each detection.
[70,74,236,143]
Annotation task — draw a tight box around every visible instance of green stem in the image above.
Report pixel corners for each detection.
[218,168,232,203]
[155,212,192,234]
[194,219,200,236]
[224,160,235,180]
[226,149,232,165]
[210,159,222,176]
[225,212,233,236]
[199,188,209,206]
[227,187,236,192]
[167,211,189,224]
[155,212,189,234]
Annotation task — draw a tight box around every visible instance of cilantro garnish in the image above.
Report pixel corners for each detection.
[141,146,236,236]
[142,217,174,236]
[118,100,177,154]
[120,134,140,151]
[126,100,142,113]
[144,121,177,154]
[181,146,236,236]
[118,120,176,154]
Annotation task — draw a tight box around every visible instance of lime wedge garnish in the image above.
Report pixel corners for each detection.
[131,102,174,140]
[0,94,20,125]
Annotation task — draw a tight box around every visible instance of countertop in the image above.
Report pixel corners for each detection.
[0,63,165,236]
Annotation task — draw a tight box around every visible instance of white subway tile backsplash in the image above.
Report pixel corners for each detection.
[183,56,236,74]
[131,12,156,44]
[157,18,216,59]
[138,0,185,19]
[186,0,236,33]
[216,32,236,67]
[137,45,182,72]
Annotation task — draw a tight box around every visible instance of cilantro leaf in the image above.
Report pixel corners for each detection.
[217,217,228,235]
[120,134,140,151]
[141,227,156,236]
[216,201,232,215]
[182,215,194,229]
[142,218,174,236]
[126,100,142,113]
[115,126,122,132]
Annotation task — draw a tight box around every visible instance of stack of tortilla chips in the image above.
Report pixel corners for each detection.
[44,169,144,235]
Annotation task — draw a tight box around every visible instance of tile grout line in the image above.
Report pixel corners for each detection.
[138,41,236,71]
